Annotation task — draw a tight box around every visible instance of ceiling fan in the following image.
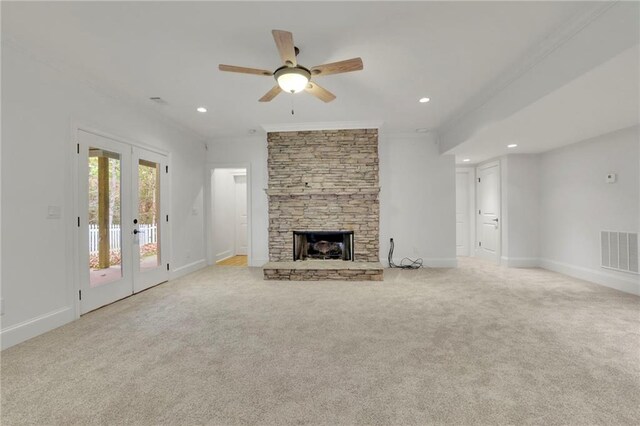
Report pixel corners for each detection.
[219,30,363,103]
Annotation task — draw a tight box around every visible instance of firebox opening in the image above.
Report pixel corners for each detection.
[293,231,354,261]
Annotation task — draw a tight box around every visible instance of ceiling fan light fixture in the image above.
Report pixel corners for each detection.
[275,66,311,94]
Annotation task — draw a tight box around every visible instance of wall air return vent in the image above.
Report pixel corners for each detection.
[601,231,639,274]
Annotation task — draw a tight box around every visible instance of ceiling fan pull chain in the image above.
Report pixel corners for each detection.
[291,96,295,115]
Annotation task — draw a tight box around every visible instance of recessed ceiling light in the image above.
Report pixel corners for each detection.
[419,97,430,103]
[416,128,429,133]
[507,144,518,148]
[463,158,471,162]
[196,107,208,113]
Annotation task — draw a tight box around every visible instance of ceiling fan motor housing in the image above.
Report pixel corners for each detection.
[274,66,312,93]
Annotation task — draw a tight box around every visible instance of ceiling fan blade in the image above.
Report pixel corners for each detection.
[259,85,283,102]
[272,30,297,66]
[310,58,363,77]
[219,64,273,76]
[305,82,336,103]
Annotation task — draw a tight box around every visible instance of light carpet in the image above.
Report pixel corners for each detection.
[2,258,639,425]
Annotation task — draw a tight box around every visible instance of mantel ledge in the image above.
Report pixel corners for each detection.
[265,187,380,196]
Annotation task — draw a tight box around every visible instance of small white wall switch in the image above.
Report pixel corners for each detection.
[47,205,61,219]
[606,173,617,183]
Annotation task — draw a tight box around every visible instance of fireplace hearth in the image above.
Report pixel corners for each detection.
[293,231,354,261]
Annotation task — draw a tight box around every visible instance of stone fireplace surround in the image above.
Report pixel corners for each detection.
[263,129,383,281]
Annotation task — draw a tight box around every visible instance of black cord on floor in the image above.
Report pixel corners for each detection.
[388,238,423,269]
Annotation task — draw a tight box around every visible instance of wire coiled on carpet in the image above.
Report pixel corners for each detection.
[388,238,423,269]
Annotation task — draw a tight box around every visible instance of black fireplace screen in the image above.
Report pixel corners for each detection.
[293,231,354,261]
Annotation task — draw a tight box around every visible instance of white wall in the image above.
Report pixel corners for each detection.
[207,131,457,267]
[378,133,457,267]
[539,126,639,294]
[211,169,245,262]
[207,136,269,266]
[501,155,540,267]
[1,42,207,348]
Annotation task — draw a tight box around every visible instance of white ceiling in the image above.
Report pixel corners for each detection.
[2,1,589,140]
[449,45,640,164]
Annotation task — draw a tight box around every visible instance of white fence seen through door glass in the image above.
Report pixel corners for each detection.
[89,224,157,253]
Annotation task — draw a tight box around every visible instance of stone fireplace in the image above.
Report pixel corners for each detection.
[263,129,383,281]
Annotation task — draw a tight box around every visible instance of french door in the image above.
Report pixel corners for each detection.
[78,130,169,314]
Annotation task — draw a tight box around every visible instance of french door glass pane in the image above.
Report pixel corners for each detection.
[138,159,161,271]
[88,148,122,287]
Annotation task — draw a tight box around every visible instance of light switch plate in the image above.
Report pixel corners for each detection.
[47,205,61,219]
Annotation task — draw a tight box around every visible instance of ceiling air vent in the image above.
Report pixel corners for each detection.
[149,97,168,105]
[601,231,639,274]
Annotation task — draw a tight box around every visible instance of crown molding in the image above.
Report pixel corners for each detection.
[1,36,209,146]
[261,120,383,133]
[438,1,618,136]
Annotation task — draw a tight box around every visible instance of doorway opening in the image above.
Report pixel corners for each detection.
[211,168,248,267]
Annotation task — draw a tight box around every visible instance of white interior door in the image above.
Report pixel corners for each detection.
[78,131,169,313]
[234,174,248,256]
[476,161,501,263]
[456,171,470,256]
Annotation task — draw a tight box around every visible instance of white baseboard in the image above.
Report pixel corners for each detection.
[539,258,639,296]
[501,257,540,268]
[425,258,458,268]
[381,258,457,268]
[1,306,74,350]
[170,259,207,280]
[215,250,233,263]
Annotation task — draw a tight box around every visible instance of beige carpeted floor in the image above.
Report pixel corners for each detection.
[2,258,639,425]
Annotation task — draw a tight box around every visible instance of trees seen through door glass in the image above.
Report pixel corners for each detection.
[88,148,122,287]
[138,160,161,271]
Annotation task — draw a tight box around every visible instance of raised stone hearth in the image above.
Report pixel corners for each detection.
[263,260,383,281]
[264,129,381,281]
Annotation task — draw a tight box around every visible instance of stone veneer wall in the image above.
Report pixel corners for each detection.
[267,129,380,262]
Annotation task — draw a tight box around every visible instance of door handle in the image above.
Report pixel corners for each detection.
[492,218,499,222]
[133,229,139,235]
